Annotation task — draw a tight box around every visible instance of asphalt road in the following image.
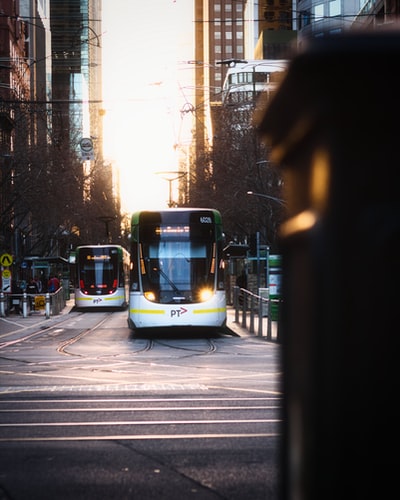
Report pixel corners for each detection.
[0,308,282,500]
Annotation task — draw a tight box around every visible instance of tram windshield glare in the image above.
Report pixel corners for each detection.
[140,223,215,304]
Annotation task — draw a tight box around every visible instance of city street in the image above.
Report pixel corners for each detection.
[0,308,282,500]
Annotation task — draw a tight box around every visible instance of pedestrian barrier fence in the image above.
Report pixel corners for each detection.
[232,285,282,341]
[0,287,66,319]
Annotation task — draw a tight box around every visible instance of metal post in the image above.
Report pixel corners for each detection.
[241,291,247,329]
[258,296,264,337]
[45,292,50,319]
[168,178,173,208]
[233,286,239,323]
[267,301,272,341]
[256,231,260,291]
[22,292,28,317]
[0,292,5,317]
[249,294,255,334]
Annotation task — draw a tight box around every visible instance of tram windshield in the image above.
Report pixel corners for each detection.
[140,223,216,304]
[78,247,120,294]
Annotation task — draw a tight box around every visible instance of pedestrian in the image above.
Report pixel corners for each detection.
[26,277,38,312]
[236,269,247,289]
[33,275,42,293]
[236,269,247,305]
[48,275,60,293]
[10,280,22,315]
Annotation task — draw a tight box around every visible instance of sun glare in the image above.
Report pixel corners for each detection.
[101,2,194,214]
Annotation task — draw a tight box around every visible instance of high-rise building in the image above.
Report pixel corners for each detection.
[50,0,103,163]
[192,0,294,202]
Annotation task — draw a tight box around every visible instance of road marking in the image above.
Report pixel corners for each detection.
[0,432,280,443]
[0,383,209,394]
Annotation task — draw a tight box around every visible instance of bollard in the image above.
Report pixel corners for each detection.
[241,292,247,329]
[0,292,5,317]
[266,301,272,341]
[45,292,50,319]
[22,292,28,318]
[257,297,264,337]
[233,286,240,323]
[249,295,255,334]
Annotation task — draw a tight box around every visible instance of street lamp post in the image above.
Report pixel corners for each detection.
[156,171,186,208]
[247,190,285,291]
[97,216,115,243]
[247,191,286,206]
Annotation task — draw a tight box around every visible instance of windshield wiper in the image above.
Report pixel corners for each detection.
[152,267,182,294]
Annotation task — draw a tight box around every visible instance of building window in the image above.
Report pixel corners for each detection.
[329,0,341,17]
[300,10,311,28]
[314,3,324,22]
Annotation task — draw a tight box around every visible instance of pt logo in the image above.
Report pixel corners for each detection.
[93,298,103,304]
[170,307,188,318]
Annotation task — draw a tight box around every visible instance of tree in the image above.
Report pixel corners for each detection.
[185,99,286,253]
[1,100,122,261]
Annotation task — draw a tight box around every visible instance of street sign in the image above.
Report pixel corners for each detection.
[1,269,11,293]
[0,253,13,267]
[34,295,46,310]
[2,269,11,279]
[80,137,94,161]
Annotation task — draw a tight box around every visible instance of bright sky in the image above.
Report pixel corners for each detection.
[101,1,195,214]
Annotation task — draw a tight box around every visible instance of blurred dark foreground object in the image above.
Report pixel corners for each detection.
[257,29,400,500]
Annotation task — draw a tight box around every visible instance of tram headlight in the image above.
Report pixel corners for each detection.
[199,288,213,302]
[144,291,156,302]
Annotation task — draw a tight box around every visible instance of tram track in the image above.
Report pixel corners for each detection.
[154,337,218,356]
[0,311,119,355]
[57,314,114,356]
[0,311,86,350]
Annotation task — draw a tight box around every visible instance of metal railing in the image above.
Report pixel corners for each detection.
[0,287,66,319]
[232,285,282,342]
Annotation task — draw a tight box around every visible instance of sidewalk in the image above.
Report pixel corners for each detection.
[226,305,280,340]
[225,306,252,337]
[0,297,76,336]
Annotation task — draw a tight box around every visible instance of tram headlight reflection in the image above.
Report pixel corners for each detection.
[199,288,213,302]
[144,291,156,302]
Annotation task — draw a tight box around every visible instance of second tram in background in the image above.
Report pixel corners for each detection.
[128,208,227,332]
[74,245,130,309]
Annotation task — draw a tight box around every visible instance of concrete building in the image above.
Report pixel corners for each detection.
[192,0,295,203]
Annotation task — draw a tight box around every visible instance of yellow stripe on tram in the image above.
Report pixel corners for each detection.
[130,309,166,315]
[193,308,226,315]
